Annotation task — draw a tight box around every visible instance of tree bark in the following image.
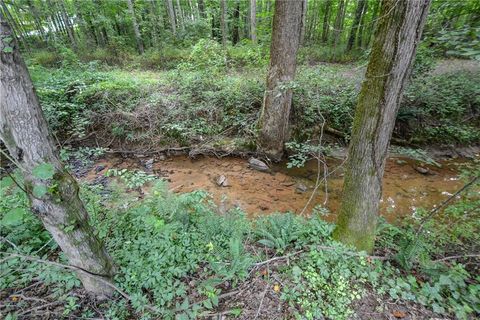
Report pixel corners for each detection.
[127,0,144,54]
[232,0,240,45]
[257,0,304,161]
[250,0,256,43]
[220,0,227,46]
[347,0,367,52]
[333,0,431,253]
[300,0,307,44]
[0,16,115,297]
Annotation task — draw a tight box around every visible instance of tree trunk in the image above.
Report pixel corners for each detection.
[257,0,304,161]
[127,0,144,54]
[333,0,431,253]
[220,0,227,46]
[366,0,381,47]
[332,0,346,47]
[0,16,115,297]
[166,0,176,36]
[175,0,185,32]
[198,0,206,19]
[357,0,369,48]
[300,0,307,44]
[346,0,367,52]
[321,0,332,43]
[27,0,47,43]
[232,0,240,45]
[60,1,77,48]
[250,0,256,43]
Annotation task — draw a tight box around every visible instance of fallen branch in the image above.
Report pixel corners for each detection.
[433,254,480,263]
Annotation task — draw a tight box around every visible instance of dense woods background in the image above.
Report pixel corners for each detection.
[2,0,479,63]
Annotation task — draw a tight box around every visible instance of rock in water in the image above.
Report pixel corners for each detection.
[216,175,229,187]
[248,158,269,172]
[145,158,154,171]
[295,183,308,193]
[414,166,429,175]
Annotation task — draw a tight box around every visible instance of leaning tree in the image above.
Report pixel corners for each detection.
[333,0,431,252]
[0,14,115,296]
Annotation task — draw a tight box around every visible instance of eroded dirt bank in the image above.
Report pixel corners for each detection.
[84,153,478,222]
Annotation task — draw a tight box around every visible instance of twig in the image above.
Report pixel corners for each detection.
[18,300,63,316]
[416,176,479,236]
[254,250,304,267]
[433,254,480,263]
[9,294,47,303]
[253,286,268,320]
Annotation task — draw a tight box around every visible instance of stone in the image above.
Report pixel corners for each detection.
[95,165,106,173]
[295,183,308,193]
[248,158,269,172]
[414,166,429,174]
[144,158,154,170]
[216,175,229,187]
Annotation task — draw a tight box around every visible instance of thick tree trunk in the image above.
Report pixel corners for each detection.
[0,17,115,297]
[333,0,431,252]
[127,0,144,54]
[347,0,367,52]
[166,0,176,36]
[220,0,227,46]
[257,0,304,161]
[250,0,256,43]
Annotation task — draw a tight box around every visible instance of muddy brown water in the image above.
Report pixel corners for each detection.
[86,154,478,223]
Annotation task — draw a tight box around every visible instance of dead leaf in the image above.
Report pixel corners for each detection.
[392,310,406,318]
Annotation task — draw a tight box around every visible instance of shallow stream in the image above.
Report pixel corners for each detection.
[85,154,478,222]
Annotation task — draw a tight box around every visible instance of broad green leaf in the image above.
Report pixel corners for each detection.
[32,185,48,198]
[2,46,13,53]
[1,208,25,226]
[32,163,55,180]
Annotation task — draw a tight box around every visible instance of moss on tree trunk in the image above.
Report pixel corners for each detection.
[333,0,431,253]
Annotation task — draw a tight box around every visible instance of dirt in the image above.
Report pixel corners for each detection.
[85,153,478,223]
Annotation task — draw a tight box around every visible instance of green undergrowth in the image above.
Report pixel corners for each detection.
[1,168,479,319]
[28,53,479,151]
